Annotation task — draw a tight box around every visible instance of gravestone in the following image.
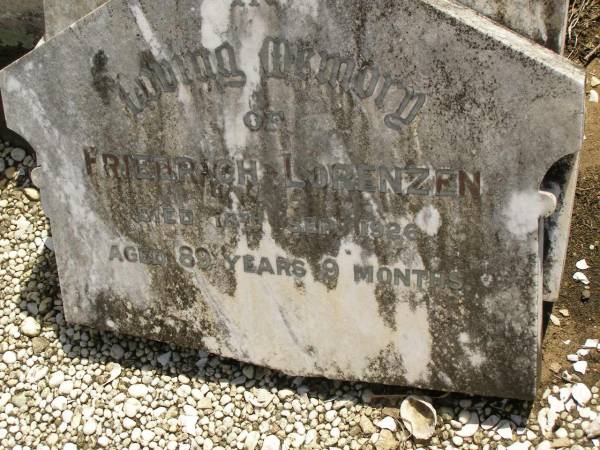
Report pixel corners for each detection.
[0,0,584,399]
[39,0,576,304]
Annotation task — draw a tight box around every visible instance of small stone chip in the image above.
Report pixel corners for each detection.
[549,362,561,374]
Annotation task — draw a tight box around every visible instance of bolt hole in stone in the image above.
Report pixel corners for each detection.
[539,153,580,331]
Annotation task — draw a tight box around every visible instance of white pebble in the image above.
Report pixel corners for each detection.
[325,410,337,422]
[20,316,41,337]
[452,436,463,446]
[123,417,136,430]
[573,272,590,284]
[51,396,68,411]
[27,365,49,383]
[10,147,26,162]
[496,420,513,439]
[245,431,260,450]
[482,415,500,430]
[573,383,592,406]
[577,259,590,270]
[456,412,479,438]
[49,371,65,387]
[141,429,155,442]
[548,395,565,413]
[59,380,74,395]
[574,360,588,375]
[83,419,97,435]
[2,351,17,364]
[110,344,125,359]
[375,416,397,431]
[261,435,280,450]
[157,351,171,366]
[128,384,148,398]
[555,427,568,438]
[123,398,141,417]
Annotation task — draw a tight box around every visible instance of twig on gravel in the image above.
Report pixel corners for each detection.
[585,42,600,62]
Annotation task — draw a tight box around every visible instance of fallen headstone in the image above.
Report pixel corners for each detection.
[0,0,584,399]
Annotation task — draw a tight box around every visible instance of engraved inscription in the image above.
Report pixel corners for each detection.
[133,206,194,225]
[107,244,464,293]
[98,35,427,130]
[84,148,481,198]
[260,37,426,129]
[354,265,463,291]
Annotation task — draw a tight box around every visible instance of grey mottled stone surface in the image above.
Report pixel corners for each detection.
[456,0,576,303]
[39,0,576,305]
[0,0,584,399]
[458,0,569,52]
[43,0,107,39]
[43,0,570,52]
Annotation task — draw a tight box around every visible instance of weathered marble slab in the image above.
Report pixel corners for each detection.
[0,0,584,399]
[39,0,575,305]
[458,0,568,52]
[44,0,569,53]
[457,0,576,304]
[43,0,569,52]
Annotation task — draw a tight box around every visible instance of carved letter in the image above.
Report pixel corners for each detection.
[260,37,294,79]
[215,42,247,88]
[384,87,426,130]
[317,52,354,91]
[352,65,380,99]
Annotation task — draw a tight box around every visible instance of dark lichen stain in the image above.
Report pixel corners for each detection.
[375,284,399,331]
[366,344,407,385]
[91,50,114,106]
[90,283,230,350]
